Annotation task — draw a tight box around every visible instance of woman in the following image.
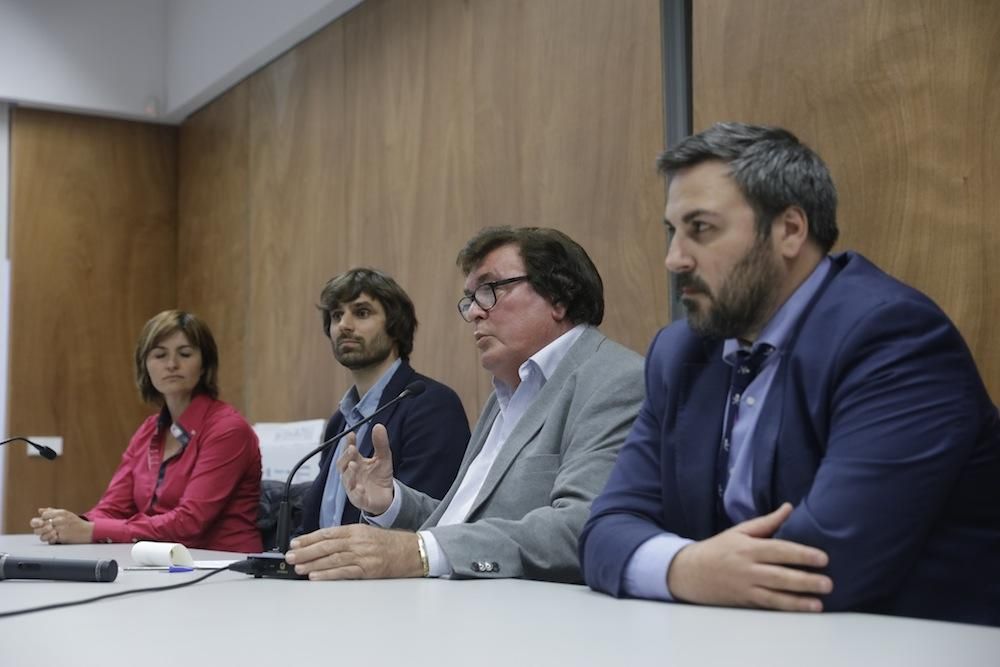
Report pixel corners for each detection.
[30,310,262,553]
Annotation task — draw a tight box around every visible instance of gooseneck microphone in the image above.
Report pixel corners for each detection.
[0,554,118,582]
[242,381,426,579]
[0,437,58,460]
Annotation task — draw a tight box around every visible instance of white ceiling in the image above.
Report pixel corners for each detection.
[0,0,362,124]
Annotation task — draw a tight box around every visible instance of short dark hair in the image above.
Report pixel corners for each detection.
[456,227,604,326]
[317,268,417,360]
[134,310,220,404]
[657,122,839,252]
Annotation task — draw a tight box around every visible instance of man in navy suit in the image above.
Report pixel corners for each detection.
[580,123,1000,626]
[298,268,469,533]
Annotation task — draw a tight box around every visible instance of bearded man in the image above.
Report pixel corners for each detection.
[297,268,469,533]
[580,123,1000,627]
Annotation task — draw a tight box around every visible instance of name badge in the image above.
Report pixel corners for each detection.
[169,422,191,446]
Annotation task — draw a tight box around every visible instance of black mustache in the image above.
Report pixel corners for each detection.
[676,273,711,294]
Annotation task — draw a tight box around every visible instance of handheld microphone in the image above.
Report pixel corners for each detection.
[0,554,118,582]
[0,437,58,460]
[245,381,426,579]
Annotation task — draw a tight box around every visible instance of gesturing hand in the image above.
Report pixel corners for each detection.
[337,423,395,515]
[668,503,833,612]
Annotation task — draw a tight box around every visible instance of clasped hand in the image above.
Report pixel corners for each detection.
[668,503,833,612]
[29,507,94,544]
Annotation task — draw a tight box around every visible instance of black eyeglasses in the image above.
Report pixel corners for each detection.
[457,276,529,321]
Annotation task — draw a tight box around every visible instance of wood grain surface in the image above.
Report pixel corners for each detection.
[5,109,177,530]
[181,0,665,425]
[693,0,1000,401]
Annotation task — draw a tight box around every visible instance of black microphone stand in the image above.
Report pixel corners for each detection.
[240,381,425,579]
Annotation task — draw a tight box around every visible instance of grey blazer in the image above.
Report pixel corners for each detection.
[390,326,644,582]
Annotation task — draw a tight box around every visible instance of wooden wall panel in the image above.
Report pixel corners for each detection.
[177,82,251,414]
[693,0,1000,401]
[470,0,667,367]
[3,0,664,531]
[340,0,482,412]
[179,0,665,426]
[246,20,350,422]
[5,109,176,530]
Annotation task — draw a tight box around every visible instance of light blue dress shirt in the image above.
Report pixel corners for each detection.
[623,258,833,600]
[319,358,402,528]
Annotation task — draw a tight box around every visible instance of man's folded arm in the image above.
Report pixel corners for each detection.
[580,329,682,596]
[580,389,679,596]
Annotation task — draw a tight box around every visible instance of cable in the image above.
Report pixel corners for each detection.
[0,562,244,619]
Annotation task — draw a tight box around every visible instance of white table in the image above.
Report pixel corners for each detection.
[1,534,997,666]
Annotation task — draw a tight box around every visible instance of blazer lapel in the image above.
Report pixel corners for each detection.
[751,351,786,514]
[453,398,500,480]
[674,355,729,539]
[422,398,499,527]
[747,257,840,512]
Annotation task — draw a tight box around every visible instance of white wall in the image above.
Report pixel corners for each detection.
[0,0,362,124]
[163,0,362,123]
[0,0,167,122]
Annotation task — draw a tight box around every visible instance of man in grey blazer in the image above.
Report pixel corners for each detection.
[285,226,644,582]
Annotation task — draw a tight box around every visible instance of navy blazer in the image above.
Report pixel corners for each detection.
[580,252,1000,626]
[299,361,470,532]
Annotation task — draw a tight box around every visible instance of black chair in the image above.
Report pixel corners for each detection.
[257,479,312,551]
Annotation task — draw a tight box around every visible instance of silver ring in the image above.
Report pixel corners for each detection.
[47,518,53,525]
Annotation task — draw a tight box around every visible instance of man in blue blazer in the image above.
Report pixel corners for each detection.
[580,123,1000,626]
[298,268,469,534]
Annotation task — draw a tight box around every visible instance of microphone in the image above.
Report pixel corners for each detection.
[245,381,426,579]
[0,437,58,460]
[0,554,118,582]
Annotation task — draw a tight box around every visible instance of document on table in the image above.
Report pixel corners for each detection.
[124,541,238,570]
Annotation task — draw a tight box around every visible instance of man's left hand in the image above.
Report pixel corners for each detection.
[285,524,424,580]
